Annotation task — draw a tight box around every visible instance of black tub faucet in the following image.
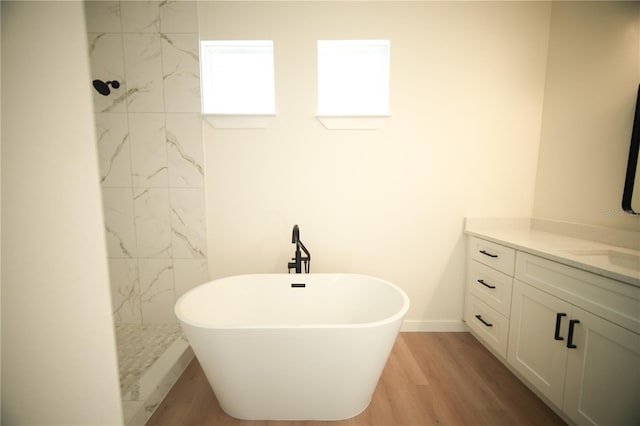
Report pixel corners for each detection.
[288,224,311,273]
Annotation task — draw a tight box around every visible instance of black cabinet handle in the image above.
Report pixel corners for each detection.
[479,250,498,258]
[554,313,566,340]
[567,319,580,349]
[475,314,493,327]
[477,279,496,289]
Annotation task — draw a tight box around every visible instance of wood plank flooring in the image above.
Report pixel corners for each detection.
[147,332,565,426]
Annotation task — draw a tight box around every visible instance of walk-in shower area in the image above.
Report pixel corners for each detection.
[85,2,208,423]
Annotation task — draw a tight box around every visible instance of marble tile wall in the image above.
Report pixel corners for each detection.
[86,1,209,324]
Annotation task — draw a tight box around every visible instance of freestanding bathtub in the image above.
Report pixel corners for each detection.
[175,273,410,421]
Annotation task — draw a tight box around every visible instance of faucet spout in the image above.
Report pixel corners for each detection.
[292,224,300,244]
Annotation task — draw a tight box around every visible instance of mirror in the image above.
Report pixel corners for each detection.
[622,84,640,214]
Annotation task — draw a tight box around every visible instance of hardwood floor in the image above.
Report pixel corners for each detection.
[147,332,565,426]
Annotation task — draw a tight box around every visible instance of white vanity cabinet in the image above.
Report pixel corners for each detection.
[508,253,640,426]
[465,232,640,426]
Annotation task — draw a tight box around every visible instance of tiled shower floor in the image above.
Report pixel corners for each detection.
[115,323,184,395]
[114,323,193,425]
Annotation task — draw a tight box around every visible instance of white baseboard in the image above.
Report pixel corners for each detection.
[401,319,468,332]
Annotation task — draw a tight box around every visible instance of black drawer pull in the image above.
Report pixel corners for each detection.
[554,313,566,340]
[567,319,580,349]
[475,314,493,327]
[479,250,498,258]
[477,279,496,289]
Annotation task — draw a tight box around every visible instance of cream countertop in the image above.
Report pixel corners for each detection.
[464,218,640,287]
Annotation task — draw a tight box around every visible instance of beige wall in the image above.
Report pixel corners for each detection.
[1,1,122,423]
[534,1,640,231]
[199,1,551,326]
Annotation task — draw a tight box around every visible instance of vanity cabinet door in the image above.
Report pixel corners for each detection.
[563,307,640,426]
[507,280,571,408]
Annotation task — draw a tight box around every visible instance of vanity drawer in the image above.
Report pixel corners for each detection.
[469,236,516,276]
[465,294,509,358]
[467,260,513,317]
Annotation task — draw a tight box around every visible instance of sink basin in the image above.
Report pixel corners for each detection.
[563,249,640,273]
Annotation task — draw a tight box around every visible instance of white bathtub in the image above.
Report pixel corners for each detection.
[175,273,410,421]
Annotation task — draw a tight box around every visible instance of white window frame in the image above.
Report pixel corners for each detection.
[200,40,276,128]
[317,39,390,129]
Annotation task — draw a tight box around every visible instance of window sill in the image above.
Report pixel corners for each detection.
[316,115,390,130]
[203,114,275,129]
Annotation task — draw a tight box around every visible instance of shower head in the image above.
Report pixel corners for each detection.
[92,79,120,96]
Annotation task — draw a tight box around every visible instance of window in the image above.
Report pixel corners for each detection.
[200,40,275,115]
[317,40,390,116]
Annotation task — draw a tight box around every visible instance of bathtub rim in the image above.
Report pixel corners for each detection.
[174,272,410,331]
